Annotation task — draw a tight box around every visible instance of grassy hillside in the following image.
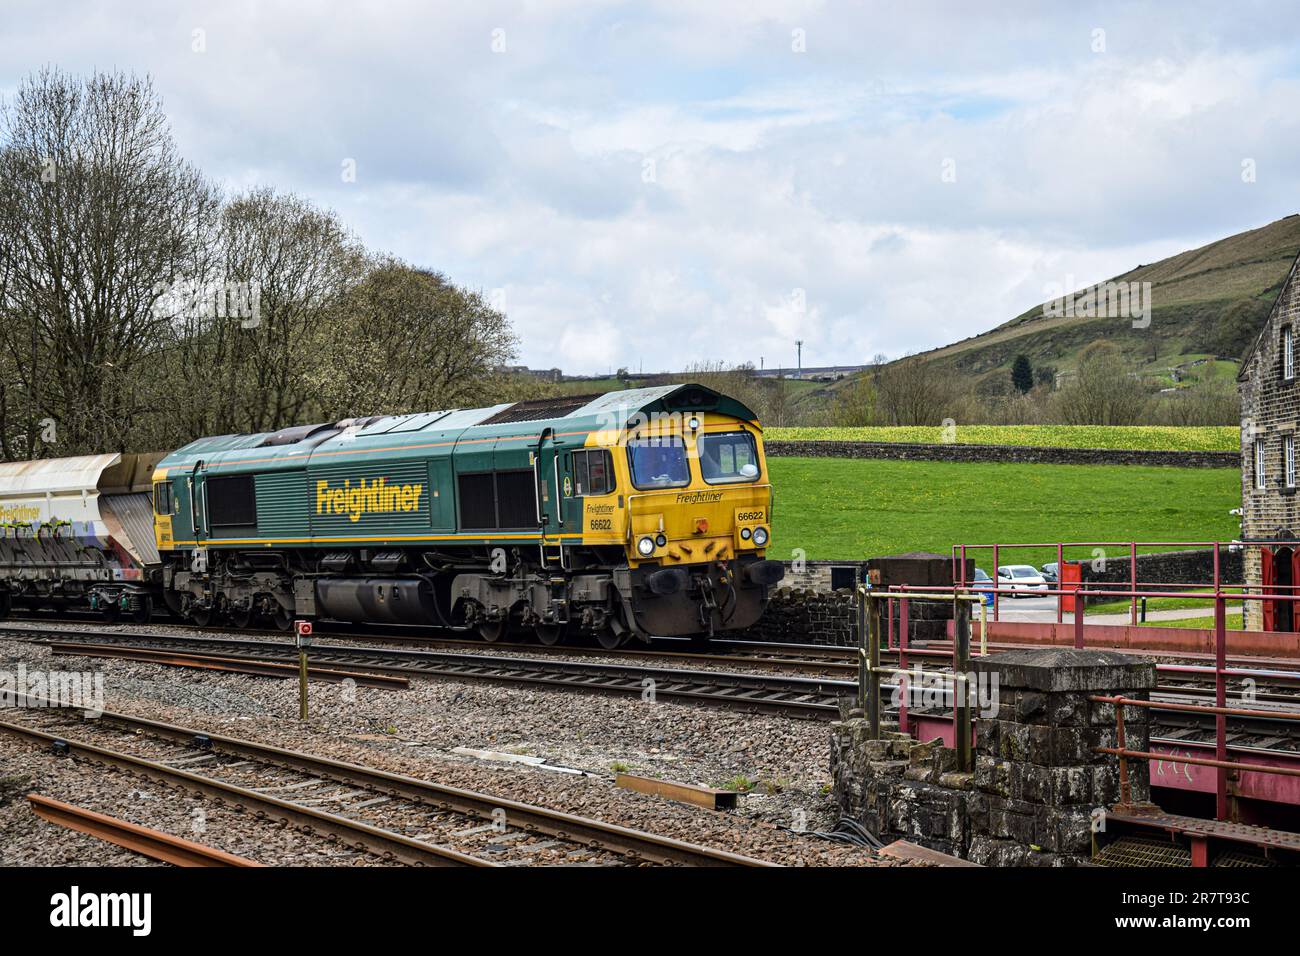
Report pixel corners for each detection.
[765,424,1238,451]
[768,457,1240,565]
[784,215,1300,421]
[917,214,1300,390]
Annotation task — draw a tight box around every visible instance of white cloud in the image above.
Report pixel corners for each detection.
[2,1,1299,372]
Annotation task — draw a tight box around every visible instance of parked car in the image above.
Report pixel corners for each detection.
[1040,563,1059,584]
[971,567,996,606]
[997,564,1050,595]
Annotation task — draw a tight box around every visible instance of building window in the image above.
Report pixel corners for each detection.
[1256,439,1267,491]
[1287,435,1296,489]
[1286,326,1296,381]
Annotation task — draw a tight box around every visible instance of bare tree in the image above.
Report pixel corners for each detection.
[307,260,518,419]
[1050,341,1151,425]
[0,68,526,456]
[0,68,218,456]
[871,355,964,426]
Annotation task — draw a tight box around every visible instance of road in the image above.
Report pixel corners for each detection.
[981,594,1231,624]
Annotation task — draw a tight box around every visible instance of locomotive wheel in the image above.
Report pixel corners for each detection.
[594,628,628,650]
[162,589,186,619]
[130,595,153,625]
[477,619,507,643]
[229,605,253,629]
[534,622,565,646]
[190,607,213,627]
[271,607,293,632]
[101,604,121,624]
[0,591,10,620]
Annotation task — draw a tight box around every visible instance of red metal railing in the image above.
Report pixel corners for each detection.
[949,539,1300,626]
[876,575,1300,822]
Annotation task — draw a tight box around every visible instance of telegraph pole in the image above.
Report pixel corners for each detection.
[796,340,803,380]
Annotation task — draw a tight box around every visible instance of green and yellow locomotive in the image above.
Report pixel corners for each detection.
[151,384,783,646]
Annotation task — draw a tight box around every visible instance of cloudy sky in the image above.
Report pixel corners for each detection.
[4,1,1298,374]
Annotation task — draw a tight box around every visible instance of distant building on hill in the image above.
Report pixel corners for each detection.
[500,365,563,383]
[1237,247,1300,631]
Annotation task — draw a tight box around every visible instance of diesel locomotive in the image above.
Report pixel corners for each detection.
[142,383,783,646]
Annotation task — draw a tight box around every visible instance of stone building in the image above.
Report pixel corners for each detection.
[1238,249,1300,630]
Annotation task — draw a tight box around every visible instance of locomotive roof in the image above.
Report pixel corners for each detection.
[159,383,757,471]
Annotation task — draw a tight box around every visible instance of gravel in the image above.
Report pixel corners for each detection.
[0,634,919,867]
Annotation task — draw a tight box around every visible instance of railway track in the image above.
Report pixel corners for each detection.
[0,616,860,675]
[0,691,774,867]
[9,622,1300,731]
[4,625,850,719]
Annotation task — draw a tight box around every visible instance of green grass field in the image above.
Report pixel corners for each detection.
[1143,613,1245,630]
[768,457,1240,566]
[764,425,1238,451]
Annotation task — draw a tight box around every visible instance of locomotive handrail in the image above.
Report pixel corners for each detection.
[553,451,564,528]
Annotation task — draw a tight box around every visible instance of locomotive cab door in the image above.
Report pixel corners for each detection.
[537,433,574,530]
[537,433,574,567]
[188,460,209,570]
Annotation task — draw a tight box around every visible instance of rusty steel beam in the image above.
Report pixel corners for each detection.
[614,773,738,810]
[27,794,264,867]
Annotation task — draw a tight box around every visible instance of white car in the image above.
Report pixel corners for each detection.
[997,565,1049,596]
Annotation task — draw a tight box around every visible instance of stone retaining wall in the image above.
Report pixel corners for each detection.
[766,440,1237,468]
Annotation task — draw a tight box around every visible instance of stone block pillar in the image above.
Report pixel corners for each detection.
[831,646,1157,865]
[967,648,1156,866]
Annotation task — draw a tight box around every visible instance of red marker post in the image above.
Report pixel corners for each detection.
[295,620,313,720]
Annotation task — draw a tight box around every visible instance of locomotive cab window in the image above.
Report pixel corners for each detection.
[153,481,174,515]
[699,431,759,484]
[571,449,615,495]
[627,436,690,489]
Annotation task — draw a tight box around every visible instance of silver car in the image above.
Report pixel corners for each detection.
[997,564,1049,596]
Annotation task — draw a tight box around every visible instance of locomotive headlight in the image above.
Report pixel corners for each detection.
[740,527,752,541]
[637,536,656,556]
[655,533,667,547]
[688,416,701,432]
[752,526,769,547]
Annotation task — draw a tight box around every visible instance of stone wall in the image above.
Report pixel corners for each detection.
[740,554,958,646]
[831,648,1156,865]
[1239,255,1300,630]
[780,559,864,593]
[767,440,1237,468]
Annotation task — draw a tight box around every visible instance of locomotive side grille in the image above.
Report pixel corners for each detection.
[457,473,497,530]
[496,470,537,529]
